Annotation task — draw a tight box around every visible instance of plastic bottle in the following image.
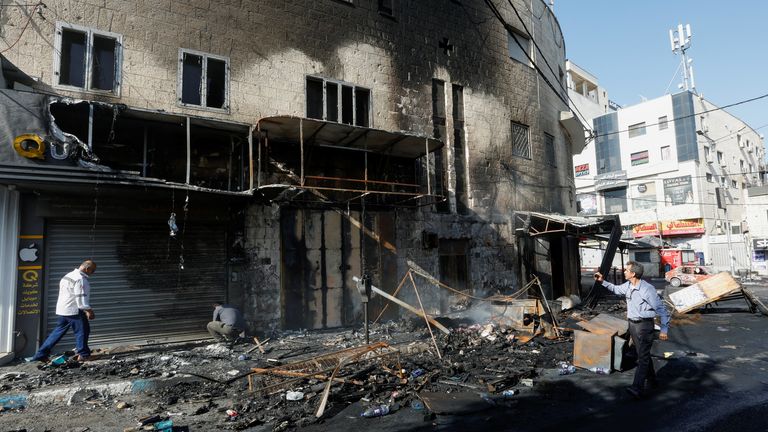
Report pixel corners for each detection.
[361,404,390,418]
[501,389,518,398]
[558,362,577,375]
[410,369,424,378]
[589,367,609,375]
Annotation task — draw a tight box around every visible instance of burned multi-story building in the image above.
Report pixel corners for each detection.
[0,0,587,359]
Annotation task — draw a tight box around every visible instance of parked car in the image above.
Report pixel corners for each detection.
[665,265,717,287]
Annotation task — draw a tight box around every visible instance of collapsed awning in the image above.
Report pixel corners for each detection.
[257,115,443,158]
[514,212,618,237]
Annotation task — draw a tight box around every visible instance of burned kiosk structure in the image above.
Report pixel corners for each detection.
[0,0,585,362]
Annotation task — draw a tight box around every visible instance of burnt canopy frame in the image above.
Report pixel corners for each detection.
[254,116,445,208]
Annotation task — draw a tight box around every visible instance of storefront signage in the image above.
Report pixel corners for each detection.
[574,163,590,177]
[754,238,768,250]
[663,175,694,205]
[632,218,705,237]
[595,170,628,191]
[17,265,41,316]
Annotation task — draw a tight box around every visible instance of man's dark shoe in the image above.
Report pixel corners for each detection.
[625,386,643,400]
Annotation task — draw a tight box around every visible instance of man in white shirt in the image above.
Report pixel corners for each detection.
[28,260,97,362]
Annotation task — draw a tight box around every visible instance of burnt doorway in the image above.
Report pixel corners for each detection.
[280,209,397,330]
[438,239,470,311]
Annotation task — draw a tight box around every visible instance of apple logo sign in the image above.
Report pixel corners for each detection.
[19,243,39,262]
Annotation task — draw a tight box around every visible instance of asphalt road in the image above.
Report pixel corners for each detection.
[302,280,768,432]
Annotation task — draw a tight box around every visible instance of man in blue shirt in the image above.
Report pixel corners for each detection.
[594,261,670,399]
[207,302,246,344]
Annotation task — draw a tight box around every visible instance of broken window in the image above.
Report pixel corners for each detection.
[378,0,394,16]
[305,76,370,127]
[178,49,229,111]
[55,23,122,94]
[452,84,468,214]
[431,79,449,213]
[511,121,530,159]
[508,30,532,67]
[544,133,556,166]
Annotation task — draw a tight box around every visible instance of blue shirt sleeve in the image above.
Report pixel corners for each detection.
[644,287,671,333]
[601,280,629,295]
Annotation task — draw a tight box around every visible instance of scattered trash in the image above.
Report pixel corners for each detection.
[286,391,304,401]
[0,394,27,410]
[558,362,577,375]
[589,367,609,375]
[411,368,425,378]
[410,400,424,410]
[501,389,518,398]
[226,370,239,376]
[0,372,26,380]
[520,378,534,386]
[153,418,173,431]
[663,352,675,359]
[115,401,131,410]
[361,404,391,418]
[237,354,250,361]
[225,409,238,421]
[51,355,67,366]
[138,414,162,426]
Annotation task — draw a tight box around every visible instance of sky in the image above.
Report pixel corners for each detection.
[553,1,768,134]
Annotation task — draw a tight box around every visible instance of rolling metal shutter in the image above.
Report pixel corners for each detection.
[45,221,227,347]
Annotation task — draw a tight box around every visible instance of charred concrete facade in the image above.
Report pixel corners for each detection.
[0,0,582,350]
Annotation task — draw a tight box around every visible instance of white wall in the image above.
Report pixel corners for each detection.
[0,186,20,358]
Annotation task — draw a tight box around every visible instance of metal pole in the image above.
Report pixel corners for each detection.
[248,125,254,190]
[185,117,191,184]
[300,118,304,186]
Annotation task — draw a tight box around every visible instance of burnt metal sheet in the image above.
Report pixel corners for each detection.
[45,221,227,347]
[573,329,613,371]
[257,116,442,158]
[575,313,628,337]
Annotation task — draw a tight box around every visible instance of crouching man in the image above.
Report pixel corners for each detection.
[207,301,245,343]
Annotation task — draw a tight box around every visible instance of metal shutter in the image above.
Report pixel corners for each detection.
[45,221,227,347]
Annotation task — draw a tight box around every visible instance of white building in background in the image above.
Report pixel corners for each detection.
[745,187,768,275]
[572,88,765,274]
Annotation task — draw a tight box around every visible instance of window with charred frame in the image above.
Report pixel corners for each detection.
[511,121,530,159]
[178,49,229,111]
[378,0,394,16]
[452,84,468,214]
[544,133,556,166]
[49,102,247,191]
[55,23,121,94]
[305,76,370,127]
[431,79,449,213]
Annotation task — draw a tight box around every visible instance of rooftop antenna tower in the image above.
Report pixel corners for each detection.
[669,23,695,92]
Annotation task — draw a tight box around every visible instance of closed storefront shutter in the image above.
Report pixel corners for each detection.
[45,221,227,347]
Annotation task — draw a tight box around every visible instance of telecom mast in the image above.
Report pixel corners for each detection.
[669,24,695,92]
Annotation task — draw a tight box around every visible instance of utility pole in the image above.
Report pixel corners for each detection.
[669,24,695,92]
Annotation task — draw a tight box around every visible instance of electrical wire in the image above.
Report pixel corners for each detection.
[594,92,768,139]
[502,0,594,134]
[573,168,767,183]
[0,2,42,54]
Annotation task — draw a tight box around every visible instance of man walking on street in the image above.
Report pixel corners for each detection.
[207,301,245,344]
[28,260,97,362]
[594,261,670,399]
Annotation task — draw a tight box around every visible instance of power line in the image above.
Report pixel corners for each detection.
[574,168,766,183]
[0,2,43,54]
[482,0,596,137]
[594,92,768,139]
[502,0,595,135]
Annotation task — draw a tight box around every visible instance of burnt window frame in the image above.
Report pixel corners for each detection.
[177,48,231,113]
[378,0,395,17]
[53,22,123,96]
[305,75,371,127]
[511,121,531,159]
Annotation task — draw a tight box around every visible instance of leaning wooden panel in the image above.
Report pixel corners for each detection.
[572,330,613,372]
[575,313,628,337]
[669,272,742,314]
